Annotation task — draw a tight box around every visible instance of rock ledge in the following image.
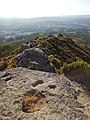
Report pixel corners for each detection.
[0,67,88,120]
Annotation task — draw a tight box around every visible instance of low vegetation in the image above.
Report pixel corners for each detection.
[62,59,90,72]
[0,33,90,74]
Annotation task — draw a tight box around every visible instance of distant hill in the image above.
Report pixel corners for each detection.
[1,15,90,45]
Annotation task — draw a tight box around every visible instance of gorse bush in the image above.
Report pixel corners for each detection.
[48,55,61,69]
[63,59,90,72]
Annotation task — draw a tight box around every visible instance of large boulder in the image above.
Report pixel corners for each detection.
[15,47,55,72]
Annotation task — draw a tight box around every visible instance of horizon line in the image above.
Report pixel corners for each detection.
[0,14,90,19]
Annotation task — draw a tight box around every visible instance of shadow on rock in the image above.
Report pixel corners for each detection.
[64,68,90,92]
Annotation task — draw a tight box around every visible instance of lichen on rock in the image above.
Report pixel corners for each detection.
[22,89,46,113]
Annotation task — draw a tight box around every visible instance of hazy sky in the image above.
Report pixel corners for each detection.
[0,0,90,18]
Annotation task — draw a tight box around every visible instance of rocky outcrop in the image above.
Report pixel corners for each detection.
[15,47,55,72]
[21,43,31,51]
[0,67,88,120]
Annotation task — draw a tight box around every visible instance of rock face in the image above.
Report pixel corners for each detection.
[21,43,31,51]
[0,67,88,120]
[15,47,55,72]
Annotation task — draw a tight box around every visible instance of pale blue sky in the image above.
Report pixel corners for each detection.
[0,0,90,18]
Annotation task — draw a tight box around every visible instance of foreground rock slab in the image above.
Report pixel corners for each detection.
[0,67,88,120]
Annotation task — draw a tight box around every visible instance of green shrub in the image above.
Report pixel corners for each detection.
[63,59,90,72]
[0,40,23,58]
[48,55,61,69]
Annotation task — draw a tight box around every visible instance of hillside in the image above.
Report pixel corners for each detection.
[1,33,90,73]
[35,34,90,67]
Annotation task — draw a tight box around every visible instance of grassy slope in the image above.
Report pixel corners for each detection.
[35,34,90,73]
